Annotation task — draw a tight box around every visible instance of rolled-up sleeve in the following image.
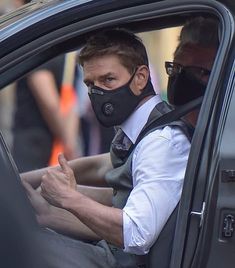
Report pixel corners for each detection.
[123,126,190,255]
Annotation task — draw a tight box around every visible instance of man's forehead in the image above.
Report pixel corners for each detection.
[83,54,127,80]
[83,68,116,80]
[175,44,217,67]
[84,54,122,66]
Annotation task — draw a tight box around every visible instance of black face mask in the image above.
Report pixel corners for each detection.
[167,70,207,106]
[88,75,155,127]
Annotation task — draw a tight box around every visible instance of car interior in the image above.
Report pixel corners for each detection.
[0,1,231,266]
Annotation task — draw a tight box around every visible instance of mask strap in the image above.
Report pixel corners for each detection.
[127,68,138,85]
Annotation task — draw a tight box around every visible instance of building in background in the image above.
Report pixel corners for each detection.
[139,26,181,100]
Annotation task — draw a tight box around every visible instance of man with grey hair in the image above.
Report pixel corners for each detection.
[166,16,219,126]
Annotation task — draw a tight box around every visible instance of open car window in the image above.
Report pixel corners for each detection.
[0,1,234,267]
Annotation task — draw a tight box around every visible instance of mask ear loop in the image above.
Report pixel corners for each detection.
[131,65,152,89]
[135,65,155,99]
[127,67,138,85]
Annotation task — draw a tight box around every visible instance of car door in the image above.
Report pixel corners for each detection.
[169,1,235,267]
[0,0,234,267]
[0,132,49,267]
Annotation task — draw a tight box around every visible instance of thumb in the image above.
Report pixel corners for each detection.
[58,153,70,174]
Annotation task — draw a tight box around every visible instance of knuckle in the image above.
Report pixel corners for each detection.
[47,169,54,175]
[41,175,46,183]
[67,170,73,177]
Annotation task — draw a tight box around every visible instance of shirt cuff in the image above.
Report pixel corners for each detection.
[123,210,150,255]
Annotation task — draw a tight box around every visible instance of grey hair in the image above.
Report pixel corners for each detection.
[174,17,219,57]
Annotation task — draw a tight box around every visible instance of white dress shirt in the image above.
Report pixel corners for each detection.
[121,95,191,255]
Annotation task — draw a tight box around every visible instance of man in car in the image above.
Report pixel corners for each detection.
[22,17,219,267]
[23,28,190,267]
[166,16,219,127]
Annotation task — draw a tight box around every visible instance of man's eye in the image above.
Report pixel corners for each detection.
[105,77,115,83]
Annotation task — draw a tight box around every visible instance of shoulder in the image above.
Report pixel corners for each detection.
[134,125,191,157]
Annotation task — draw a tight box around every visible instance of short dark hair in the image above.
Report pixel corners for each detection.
[174,17,219,57]
[78,29,149,74]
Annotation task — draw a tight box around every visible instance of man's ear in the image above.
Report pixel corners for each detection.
[131,65,150,95]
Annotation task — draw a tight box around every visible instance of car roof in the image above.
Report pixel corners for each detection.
[0,0,234,28]
[0,0,233,88]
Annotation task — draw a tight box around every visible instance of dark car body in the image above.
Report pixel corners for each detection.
[0,0,234,267]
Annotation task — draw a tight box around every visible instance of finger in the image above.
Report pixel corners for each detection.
[43,169,60,181]
[40,175,48,193]
[22,181,35,198]
[22,181,41,205]
[40,188,47,199]
[58,153,70,174]
[43,170,67,184]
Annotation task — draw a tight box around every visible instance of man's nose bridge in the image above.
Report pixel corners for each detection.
[93,79,102,88]
[94,81,99,87]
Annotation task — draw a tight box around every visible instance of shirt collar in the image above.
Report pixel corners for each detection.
[121,95,162,144]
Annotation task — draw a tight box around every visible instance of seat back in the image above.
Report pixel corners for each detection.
[146,205,178,268]
[0,133,48,268]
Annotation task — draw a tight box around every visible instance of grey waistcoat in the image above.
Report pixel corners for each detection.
[105,101,192,268]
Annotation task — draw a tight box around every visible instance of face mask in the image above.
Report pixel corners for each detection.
[167,70,207,106]
[88,74,155,127]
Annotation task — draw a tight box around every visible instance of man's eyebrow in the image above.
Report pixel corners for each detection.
[84,72,115,85]
[99,72,115,79]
